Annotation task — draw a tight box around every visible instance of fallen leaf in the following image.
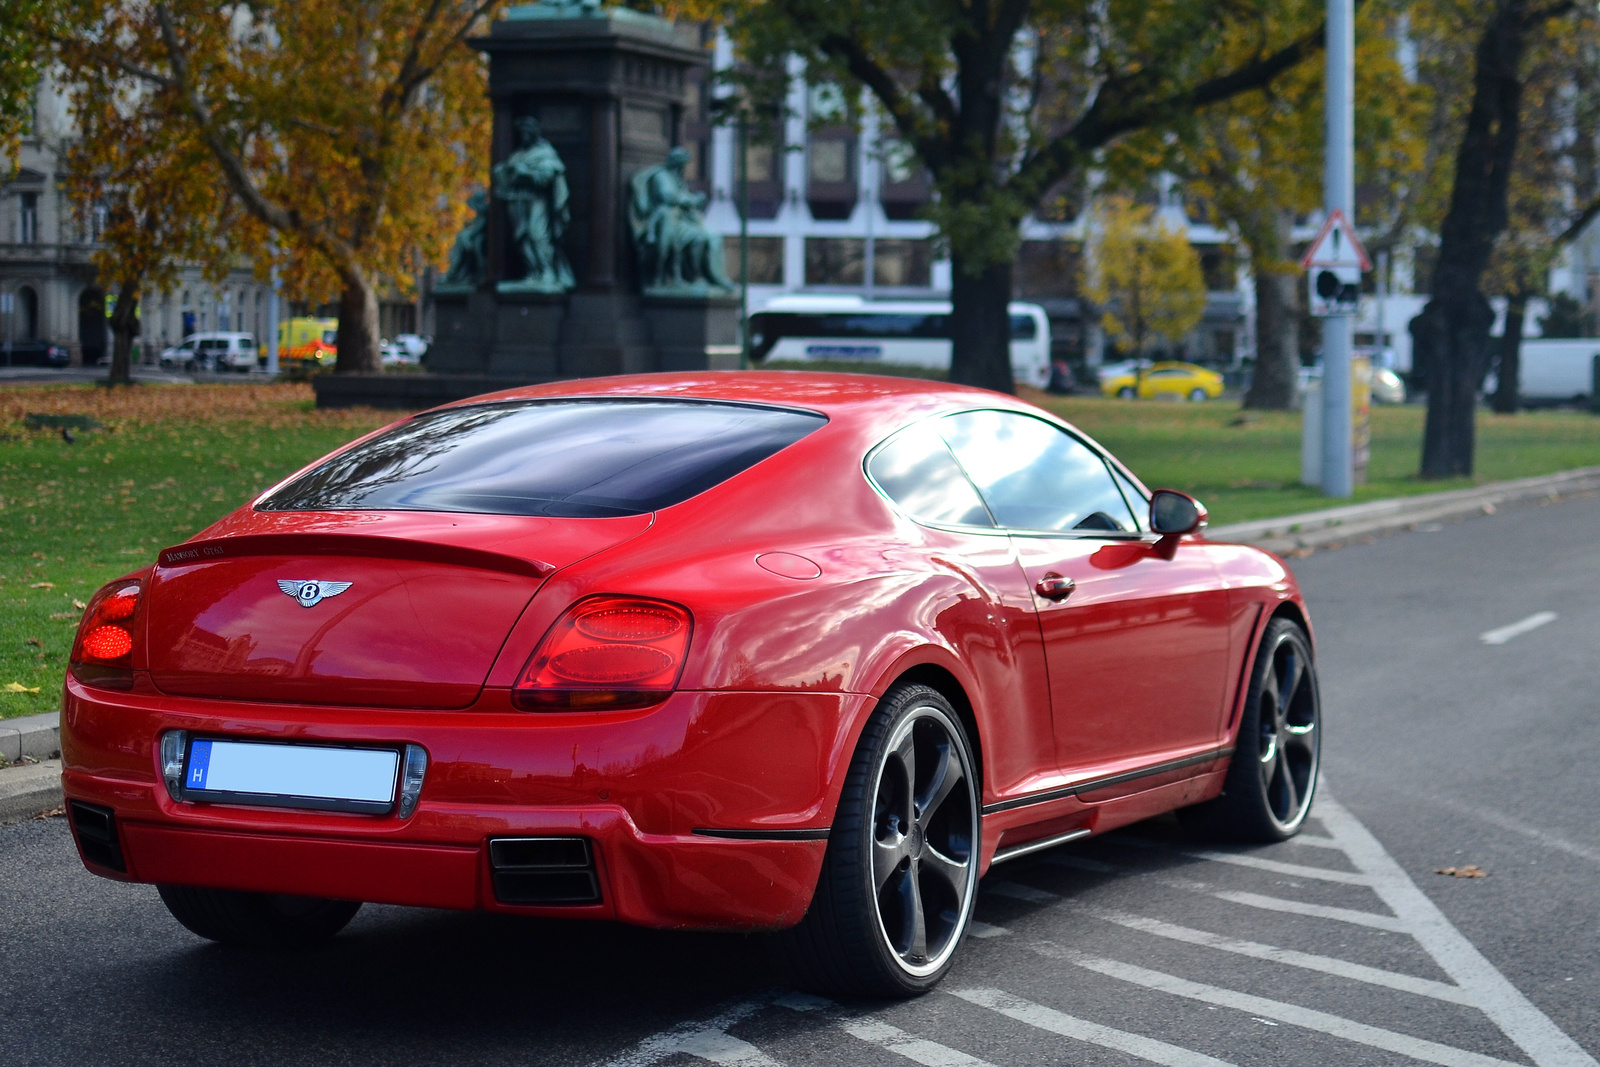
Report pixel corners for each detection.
[30,581,54,589]
[48,612,78,621]
[1436,865,1487,878]
[72,598,87,609]
[32,807,66,820]
[3,682,42,694]
[26,637,42,647]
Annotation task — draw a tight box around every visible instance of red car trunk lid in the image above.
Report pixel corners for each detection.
[145,516,650,709]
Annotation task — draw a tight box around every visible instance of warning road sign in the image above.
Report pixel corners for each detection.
[1302,209,1369,316]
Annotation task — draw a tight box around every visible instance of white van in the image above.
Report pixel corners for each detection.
[748,295,1052,389]
[1513,339,1600,403]
[160,332,257,372]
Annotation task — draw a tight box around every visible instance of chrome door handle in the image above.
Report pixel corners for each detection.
[1034,574,1076,601]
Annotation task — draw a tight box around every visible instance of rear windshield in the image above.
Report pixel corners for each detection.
[258,399,827,517]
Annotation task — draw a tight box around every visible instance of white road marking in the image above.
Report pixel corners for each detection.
[599,999,773,1067]
[1318,794,1599,1066]
[1211,888,1410,931]
[1480,611,1558,645]
[1046,946,1524,1067]
[776,992,997,1066]
[968,920,1011,938]
[1406,789,1600,869]
[1082,904,1476,1005]
[986,880,1058,904]
[1290,834,1344,850]
[952,987,1236,1067]
[1178,849,1370,885]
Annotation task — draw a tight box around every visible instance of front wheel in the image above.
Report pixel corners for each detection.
[1180,618,1320,842]
[1117,386,1137,400]
[776,684,980,997]
[157,885,361,947]
[1189,388,1208,402]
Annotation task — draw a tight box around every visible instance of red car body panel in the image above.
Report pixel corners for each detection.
[61,372,1311,930]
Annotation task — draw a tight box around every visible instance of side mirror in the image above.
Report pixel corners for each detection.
[1150,490,1208,536]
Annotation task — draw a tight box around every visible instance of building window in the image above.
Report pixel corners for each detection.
[872,240,931,287]
[1199,246,1237,291]
[805,238,865,285]
[880,141,920,185]
[743,140,777,183]
[723,236,785,284]
[808,140,852,185]
[19,193,39,244]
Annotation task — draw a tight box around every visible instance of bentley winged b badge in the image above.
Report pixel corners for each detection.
[277,579,353,608]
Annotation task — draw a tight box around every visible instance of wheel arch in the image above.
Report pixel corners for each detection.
[881,661,984,799]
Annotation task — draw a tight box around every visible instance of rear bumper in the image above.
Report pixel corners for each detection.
[62,677,857,930]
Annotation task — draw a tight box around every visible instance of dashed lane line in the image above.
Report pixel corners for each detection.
[951,987,1236,1067]
[1318,794,1598,1067]
[776,992,997,1067]
[1042,946,1525,1067]
[1480,611,1558,645]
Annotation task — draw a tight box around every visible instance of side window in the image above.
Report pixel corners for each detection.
[1110,464,1149,532]
[938,410,1138,533]
[867,422,994,528]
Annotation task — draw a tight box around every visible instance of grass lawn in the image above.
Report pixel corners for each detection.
[3,378,1598,721]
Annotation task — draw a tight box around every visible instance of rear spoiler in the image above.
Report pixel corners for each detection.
[157,534,553,579]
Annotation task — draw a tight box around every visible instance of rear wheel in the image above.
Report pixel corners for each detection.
[157,885,361,947]
[1181,618,1320,842]
[1117,386,1136,399]
[777,684,979,997]
[1189,387,1208,402]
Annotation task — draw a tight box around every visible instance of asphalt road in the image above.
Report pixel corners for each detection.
[4,491,1598,1067]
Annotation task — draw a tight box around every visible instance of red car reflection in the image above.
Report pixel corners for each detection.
[61,372,1320,997]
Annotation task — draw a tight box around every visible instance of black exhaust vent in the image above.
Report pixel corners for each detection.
[489,836,600,906]
[68,801,126,873]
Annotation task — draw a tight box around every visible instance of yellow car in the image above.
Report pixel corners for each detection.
[1101,361,1226,401]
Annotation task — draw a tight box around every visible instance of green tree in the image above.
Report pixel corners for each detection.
[703,0,1331,393]
[76,0,493,373]
[1086,197,1206,363]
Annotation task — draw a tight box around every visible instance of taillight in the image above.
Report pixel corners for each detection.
[70,578,143,690]
[513,596,692,711]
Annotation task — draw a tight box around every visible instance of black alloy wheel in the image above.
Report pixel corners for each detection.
[777,683,979,997]
[1180,618,1320,842]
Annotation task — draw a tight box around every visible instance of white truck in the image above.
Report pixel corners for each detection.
[1508,339,1600,404]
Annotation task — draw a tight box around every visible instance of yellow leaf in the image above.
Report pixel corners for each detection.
[3,682,42,694]
[72,598,87,609]
[30,581,55,589]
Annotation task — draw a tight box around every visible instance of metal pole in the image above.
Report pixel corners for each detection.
[739,115,751,369]
[1375,249,1389,369]
[1320,0,1355,497]
[266,243,281,377]
[863,139,876,299]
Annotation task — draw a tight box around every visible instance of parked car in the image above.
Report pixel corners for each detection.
[1101,361,1225,401]
[394,333,431,360]
[0,340,70,366]
[1298,364,1408,405]
[380,339,420,366]
[61,373,1320,998]
[160,333,256,372]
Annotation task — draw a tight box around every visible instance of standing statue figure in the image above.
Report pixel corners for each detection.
[628,146,734,295]
[436,190,489,292]
[493,116,574,293]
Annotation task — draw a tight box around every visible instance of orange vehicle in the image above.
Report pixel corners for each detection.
[269,317,337,370]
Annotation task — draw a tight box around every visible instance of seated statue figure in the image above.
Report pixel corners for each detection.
[628,147,734,295]
[436,190,488,293]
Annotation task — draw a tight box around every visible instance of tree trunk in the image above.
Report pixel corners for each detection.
[1420,0,1532,479]
[335,271,381,374]
[107,277,141,387]
[1492,291,1526,414]
[949,258,1015,393]
[1244,211,1299,410]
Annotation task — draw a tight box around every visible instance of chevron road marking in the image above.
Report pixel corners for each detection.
[950,987,1236,1067]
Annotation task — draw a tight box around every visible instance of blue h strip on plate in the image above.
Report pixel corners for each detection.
[187,739,212,790]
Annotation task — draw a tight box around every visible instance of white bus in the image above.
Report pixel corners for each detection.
[748,295,1052,389]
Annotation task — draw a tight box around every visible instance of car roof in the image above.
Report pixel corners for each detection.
[431,371,1040,429]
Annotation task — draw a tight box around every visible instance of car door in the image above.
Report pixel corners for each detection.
[936,409,1233,785]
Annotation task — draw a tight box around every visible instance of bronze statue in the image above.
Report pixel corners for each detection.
[628,146,734,295]
[494,116,574,293]
[436,190,489,292]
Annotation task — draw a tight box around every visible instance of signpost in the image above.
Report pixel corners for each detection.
[1301,209,1370,317]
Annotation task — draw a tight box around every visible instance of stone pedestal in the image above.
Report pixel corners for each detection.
[642,295,742,371]
[489,291,565,376]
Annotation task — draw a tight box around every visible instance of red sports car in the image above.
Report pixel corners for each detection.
[61,372,1320,996]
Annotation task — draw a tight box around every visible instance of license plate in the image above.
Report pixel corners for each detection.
[183,738,401,815]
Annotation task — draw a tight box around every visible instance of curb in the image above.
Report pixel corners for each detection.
[0,711,61,764]
[1208,465,1600,554]
[0,759,62,823]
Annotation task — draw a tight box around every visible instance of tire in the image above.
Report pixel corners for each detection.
[157,885,361,947]
[776,684,980,998]
[1117,386,1136,400]
[1189,388,1208,402]
[1181,618,1320,842]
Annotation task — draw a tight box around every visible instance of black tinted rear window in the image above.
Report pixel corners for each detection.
[259,399,827,517]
